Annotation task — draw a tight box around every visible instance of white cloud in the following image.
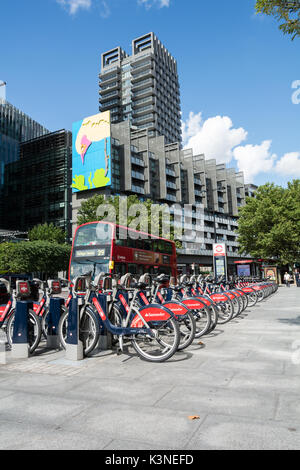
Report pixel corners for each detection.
[275,152,300,176]
[181,111,300,183]
[233,140,277,183]
[57,0,92,15]
[57,0,169,15]
[99,0,110,18]
[182,112,248,164]
[138,0,170,9]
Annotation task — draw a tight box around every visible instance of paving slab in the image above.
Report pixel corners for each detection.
[0,421,113,450]
[154,384,277,421]
[0,391,93,427]
[185,413,300,450]
[60,403,205,449]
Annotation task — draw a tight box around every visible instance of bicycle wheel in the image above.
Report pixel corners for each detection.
[216,299,234,324]
[41,307,49,340]
[58,305,100,355]
[231,295,241,318]
[256,289,264,302]
[131,316,180,362]
[177,311,196,350]
[206,304,219,332]
[193,305,211,338]
[109,304,124,345]
[247,291,257,307]
[238,292,248,310]
[6,309,42,354]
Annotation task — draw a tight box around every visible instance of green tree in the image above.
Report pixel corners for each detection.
[255,0,300,40]
[76,194,182,248]
[0,241,71,276]
[29,223,66,244]
[237,180,300,266]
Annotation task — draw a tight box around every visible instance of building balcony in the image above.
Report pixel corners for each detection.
[166,167,176,177]
[131,184,145,195]
[131,156,145,167]
[131,68,154,82]
[99,89,120,103]
[166,181,177,190]
[165,193,177,202]
[131,171,145,181]
[132,86,154,99]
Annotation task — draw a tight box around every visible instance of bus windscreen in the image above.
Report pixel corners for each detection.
[70,223,112,280]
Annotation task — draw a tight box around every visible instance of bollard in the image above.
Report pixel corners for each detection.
[65,297,83,361]
[47,297,64,349]
[12,301,32,358]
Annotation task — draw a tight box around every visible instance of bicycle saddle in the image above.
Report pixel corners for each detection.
[119,273,132,289]
[139,273,151,286]
[0,278,11,294]
[172,285,183,292]
[154,274,169,283]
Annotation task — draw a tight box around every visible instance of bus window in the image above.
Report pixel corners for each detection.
[115,238,126,247]
[128,264,144,277]
[143,239,152,251]
[74,223,112,246]
[136,239,144,250]
[114,263,127,276]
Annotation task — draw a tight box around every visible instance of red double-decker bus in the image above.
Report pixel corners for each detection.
[69,221,177,280]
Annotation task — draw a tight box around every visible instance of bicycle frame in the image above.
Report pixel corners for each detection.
[0,296,14,328]
[85,287,174,337]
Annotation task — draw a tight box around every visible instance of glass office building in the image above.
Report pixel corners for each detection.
[0,99,49,228]
[2,130,72,239]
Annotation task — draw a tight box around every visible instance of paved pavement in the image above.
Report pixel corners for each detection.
[0,285,299,450]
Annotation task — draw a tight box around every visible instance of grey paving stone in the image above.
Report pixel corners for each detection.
[155,384,277,420]
[228,372,300,394]
[0,421,112,450]
[66,377,175,406]
[0,391,93,427]
[0,372,87,395]
[199,357,286,375]
[275,392,300,424]
[61,404,205,448]
[140,365,234,388]
[185,413,300,450]
[103,439,172,450]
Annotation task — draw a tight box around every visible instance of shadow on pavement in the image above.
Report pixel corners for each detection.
[205,328,224,338]
[278,316,300,326]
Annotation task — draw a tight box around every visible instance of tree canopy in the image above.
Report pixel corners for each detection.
[28,223,66,244]
[76,194,182,247]
[237,180,300,266]
[255,0,300,40]
[0,241,71,276]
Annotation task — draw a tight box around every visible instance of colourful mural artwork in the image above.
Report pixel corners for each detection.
[72,111,111,192]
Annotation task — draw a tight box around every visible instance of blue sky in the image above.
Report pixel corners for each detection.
[1,0,299,185]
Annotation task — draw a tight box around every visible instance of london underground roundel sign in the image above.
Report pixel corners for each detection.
[213,243,226,257]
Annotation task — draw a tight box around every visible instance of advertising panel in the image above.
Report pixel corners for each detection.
[263,266,278,282]
[237,264,251,276]
[72,111,111,192]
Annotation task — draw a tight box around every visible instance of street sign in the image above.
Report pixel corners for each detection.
[213,243,226,257]
[213,243,227,280]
